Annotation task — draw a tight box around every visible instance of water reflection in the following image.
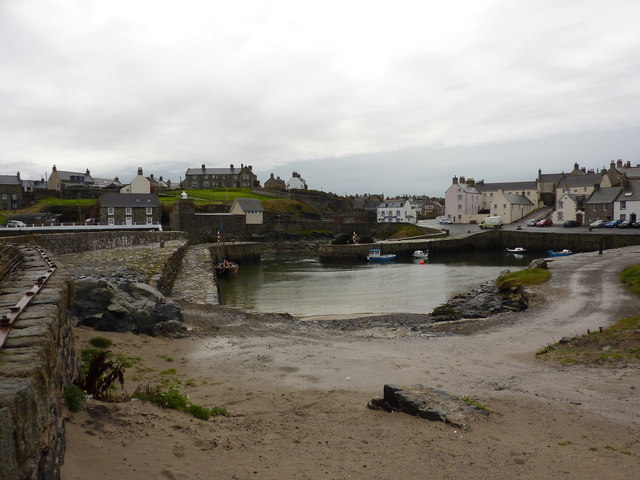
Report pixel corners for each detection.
[217,250,540,317]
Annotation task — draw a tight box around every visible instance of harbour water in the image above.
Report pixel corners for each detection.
[217,249,539,317]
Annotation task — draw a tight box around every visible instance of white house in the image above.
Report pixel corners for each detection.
[286,171,307,190]
[120,167,151,194]
[377,198,416,223]
[613,180,640,224]
[552,193,584,225]
[230,198,264,225]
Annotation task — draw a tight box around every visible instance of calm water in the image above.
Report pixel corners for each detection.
[217,250,540,317]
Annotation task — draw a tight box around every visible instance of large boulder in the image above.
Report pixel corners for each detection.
[71,278,184,336]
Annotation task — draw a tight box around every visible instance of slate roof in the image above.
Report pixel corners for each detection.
[0,174,21,185]
[100,192,160,208]
[586,186,623,204]
[503,193,534,206]
[477,181,537,192]
[538,173,564,183]
[557,173,603,188]
[55,170,94,183]
[616,166,640,179]
[232,198,264,212]
[618,181,640,202]
[455,184,480,194]
[378,198,410,208]
[186,167,251,176]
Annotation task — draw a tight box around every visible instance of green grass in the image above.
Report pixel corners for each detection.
[620,265,640,295]
[89,336,113,349]
[159,188,272,204]
[132,384,228,420]
[496,268,551,291]
[389,224,424,239]
[461,395,490,412]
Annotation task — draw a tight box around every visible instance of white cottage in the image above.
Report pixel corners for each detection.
[377,198,416,223]
[230,198,264,225]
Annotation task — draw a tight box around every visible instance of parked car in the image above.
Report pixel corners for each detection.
[604,219,623,228]
[618,220,632,228]
[439,218,452,224]
[6,220,26,227]
[563,220,579,228]
[526,218,539,227]
[536,218,553,227]
[589,220,606,228]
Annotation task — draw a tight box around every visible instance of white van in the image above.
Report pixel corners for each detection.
[479,216,503,229]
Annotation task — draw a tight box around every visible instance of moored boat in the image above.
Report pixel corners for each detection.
[215,260,239,275]
[412,250,429,259]
[367,248,396,262]
[546,249,573,257]
[505,247,527,253]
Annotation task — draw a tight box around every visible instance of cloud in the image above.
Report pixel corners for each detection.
[1,0,639,194]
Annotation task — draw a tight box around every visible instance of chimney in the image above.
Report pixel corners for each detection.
[467,178,475,186]
[52,165,57,172]
[86,169,90,176]
[138,167,143,176]
[459,176,466,184]
[249,165,252,170]
[201,164,206,172]
[626,161,631,168]
[270,173,275,179]
[452,176,458,184]
[150,173,155,179]
[617,159,623,167]
[230,164,235,172]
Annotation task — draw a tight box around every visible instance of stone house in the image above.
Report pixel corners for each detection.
[184,164,259,189]
[99,192,160,226]
[444,176,482,223]
[584,186,622,223]
[264,173,286,190]
[0,173,24,210]
[47,165,94,191]
[229,198,265,225]
[377,198,417,223]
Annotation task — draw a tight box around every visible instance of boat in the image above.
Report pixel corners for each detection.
[546,249,574,257]
[412,250,429,259]
[366,249,396,262]
[215,260,239,275]
[505,247,527,253]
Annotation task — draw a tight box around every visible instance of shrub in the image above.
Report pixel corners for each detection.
[89,336,113,349]
[64,384,86,412]
[75,350,127,402]
[132,384,228,420]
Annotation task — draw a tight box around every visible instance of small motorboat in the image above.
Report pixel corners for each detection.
[215,260,239,275]
[412,250,429,259]
[546,249,574,257]
[505,247,527,253]
[367,248,396,262]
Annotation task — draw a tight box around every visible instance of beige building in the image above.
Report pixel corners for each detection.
[120,167,151,194]
[230,198,264,224]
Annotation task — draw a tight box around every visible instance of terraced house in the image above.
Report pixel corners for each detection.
[184,164,260,189]
[0,173,23,210]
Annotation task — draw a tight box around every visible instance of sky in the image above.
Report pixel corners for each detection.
[1,0,640,196]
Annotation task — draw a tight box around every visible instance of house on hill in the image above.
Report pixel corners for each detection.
[230,198,264,224]
[264,173,286,190]
[47,165,94,191]
[0,173,23,210]
[286,171,307,190]
[120,167,151,194]
[185,164,259,189]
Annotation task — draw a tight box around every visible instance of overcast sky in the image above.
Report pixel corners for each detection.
[1,0,640,196]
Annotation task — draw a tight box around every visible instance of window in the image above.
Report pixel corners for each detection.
[146,217,153,225]
[457,204,462,210]
[620,214,626,220]
[125,217,132,225]
[146,207,152,215]
[108,218,114,225]
[490,192,493,197]
[108,207,114,215]
[1,194,6,199]
[457,194,462,201]
[125,207,132,215]
[620,201,626,210]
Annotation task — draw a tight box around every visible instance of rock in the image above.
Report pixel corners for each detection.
[152,320,189,338]
[71,277,185,337]
[528,258,549,269]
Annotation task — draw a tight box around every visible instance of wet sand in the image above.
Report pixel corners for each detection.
[61,247,640,479]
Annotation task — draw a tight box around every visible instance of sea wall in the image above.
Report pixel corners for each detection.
[0,244,77,480]
[318,230,640,260]
[0,231,185,254]
[208,242,262,265]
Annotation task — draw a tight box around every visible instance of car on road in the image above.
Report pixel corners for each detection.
[589,220,606,228]
[604,219,623,228]
[439,218,452,224]
[618,220,633,228]
[6,220,26,227]
[536,218,553,227]
[563,220,579,228]
[526,218,539,227]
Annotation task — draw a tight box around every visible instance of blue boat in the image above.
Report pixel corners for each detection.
[367,248,396,262]
[546,249,573,257]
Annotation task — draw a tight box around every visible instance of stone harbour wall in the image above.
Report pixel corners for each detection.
[0,244,77,480]
[0,230,185,255]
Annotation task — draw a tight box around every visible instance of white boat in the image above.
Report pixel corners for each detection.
[367,249,396,262]
[412,250,429,259]
[505,247,527,253]
[547,249,573,257]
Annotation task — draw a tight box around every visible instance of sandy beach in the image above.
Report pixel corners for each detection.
[61,247,640,480]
